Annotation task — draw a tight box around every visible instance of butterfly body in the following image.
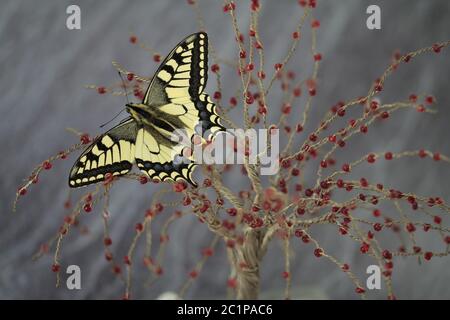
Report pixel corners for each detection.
[69,32,224,188]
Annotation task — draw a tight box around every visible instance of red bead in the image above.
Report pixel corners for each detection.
[360,125,368,134]
[380,111,389,119]
[313,53,322,61]
[360,178,368,187]
[213,91,222,100]
[375,84,383,92]
[83,203,92,213]
[129,35,137,44]
[294,229,303,237]
[385,152,393,160]
[80,133,91,144]
[424,252,433,261]
[355,287,365,294]
[42,161,52,170]
[97,86,106,94]
[292,31,300,39]
[342,163,350,172]
[223,2,235,12]
[202,247,213,257]
[211,64,220,73]
[251,0,260,11]
[281,271,290,279]
[153,54,161,62]
[434,216,442,224]
[18,187,27,196]
[301,235,310,243]
[416,104,425,113]
[314,248,323,257]
[360,242,370,254]
[105,252,113,261]
[135,223,144,232]
[372,209,381,217]
[367,153,376,163]
[189,270,198,278]
[418,149,427,158]
[373,223,383,232]
[382,250,392,260]
[104,237,112,246]
[328,135,337,143]
[258,105,267,115]
[227,278,237,288]
[432,43,443,53]
[51,264,60,273]
[311,19,320,28]
[139,175,148,184]
[370,100,379,110]
[113,265,121,274]
[409,94,418,102]
[274,63,283,71]
[406,223,416,233]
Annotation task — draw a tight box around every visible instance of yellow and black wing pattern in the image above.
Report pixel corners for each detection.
[69,32,224,188]
[134,32,225,186]
[69,118,137,187]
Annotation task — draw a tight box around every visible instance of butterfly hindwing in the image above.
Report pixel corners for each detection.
[69,118,137,187]
[134,123,197,185]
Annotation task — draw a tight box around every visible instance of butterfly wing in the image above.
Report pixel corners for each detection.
[134,125,197,186]
[69,118,137,188]
[134,32,225,186]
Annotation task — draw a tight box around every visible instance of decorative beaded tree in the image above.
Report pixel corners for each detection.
[14,0,450,299]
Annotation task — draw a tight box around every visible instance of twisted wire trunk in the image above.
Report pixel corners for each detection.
[235,228,267,299]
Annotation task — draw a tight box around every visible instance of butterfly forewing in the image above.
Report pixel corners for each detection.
[143,32,208,106]
[69,118,137,187]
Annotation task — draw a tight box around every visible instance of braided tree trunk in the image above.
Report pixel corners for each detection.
[235,228,267,299]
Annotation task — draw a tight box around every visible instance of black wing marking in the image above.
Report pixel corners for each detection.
[69,118,137,188]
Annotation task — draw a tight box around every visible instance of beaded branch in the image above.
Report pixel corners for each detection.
[14,0,450,299]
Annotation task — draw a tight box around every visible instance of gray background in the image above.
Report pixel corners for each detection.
[1,0,450,299]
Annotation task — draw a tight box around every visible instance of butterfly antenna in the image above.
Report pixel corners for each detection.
[118,71,131,105]
[99,108,126,128]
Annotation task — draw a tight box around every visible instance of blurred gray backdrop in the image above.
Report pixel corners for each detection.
[1,0,450,299]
